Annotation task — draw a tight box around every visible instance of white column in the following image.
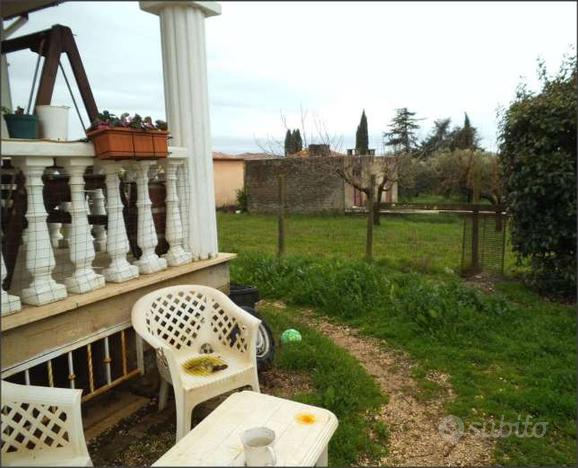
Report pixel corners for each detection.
[100,162,139,282]
[13,158,67,306]
[59,158,105,294]
[163,159,192,266]
[1,249,21,314]
[140,1,220,259]
[132,161,167,274]
[89,188,107,251]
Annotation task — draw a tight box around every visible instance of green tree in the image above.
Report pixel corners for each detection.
[294,129,303,153]
[384,107,421,154]
[419,118,452,158]
[498,53,576,297]
[284,129,292,156]
[355,110,369,154]
[451,113,482,151]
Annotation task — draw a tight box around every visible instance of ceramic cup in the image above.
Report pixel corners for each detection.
[240,426,277,466]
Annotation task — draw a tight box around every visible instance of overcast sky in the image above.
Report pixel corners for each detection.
[4,1,576,153]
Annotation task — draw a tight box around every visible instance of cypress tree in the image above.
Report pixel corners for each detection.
[356,110,369,154]
[284,129,292,156]
[295,129,303,152]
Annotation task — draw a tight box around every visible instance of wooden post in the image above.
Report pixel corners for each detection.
[471,208,480,273]
[277,175,286,257]
[366,175,376,261]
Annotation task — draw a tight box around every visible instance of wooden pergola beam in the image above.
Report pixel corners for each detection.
[1,24,99,125]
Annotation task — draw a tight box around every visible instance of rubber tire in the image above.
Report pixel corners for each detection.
[240,306,275,372]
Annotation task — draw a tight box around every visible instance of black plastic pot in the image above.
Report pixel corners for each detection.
[229,283,261,309]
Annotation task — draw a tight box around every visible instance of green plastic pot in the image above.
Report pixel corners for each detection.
[4,113,39,139]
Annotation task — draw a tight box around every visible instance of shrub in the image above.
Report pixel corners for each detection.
[498,54,577,298]
[235,188,248,212]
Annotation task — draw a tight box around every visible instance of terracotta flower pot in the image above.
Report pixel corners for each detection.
[87,127,169,160]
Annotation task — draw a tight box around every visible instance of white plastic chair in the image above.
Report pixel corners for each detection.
[1,381,92,467]
[131,284,262,441]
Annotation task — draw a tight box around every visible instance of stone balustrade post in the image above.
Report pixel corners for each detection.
[100,162,140,282]
[13,157,67,305]
[163,159,192,266]
[1,248,21,314]
[59,158,105,294]
[89,187,107,251]
[132,161,167,274]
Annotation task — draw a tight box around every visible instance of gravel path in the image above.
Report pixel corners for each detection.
[268,300,494,466]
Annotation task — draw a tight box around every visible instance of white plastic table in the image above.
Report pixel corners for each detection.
[153,390,339,467]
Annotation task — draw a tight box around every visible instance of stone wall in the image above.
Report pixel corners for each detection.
[245,157,346,214]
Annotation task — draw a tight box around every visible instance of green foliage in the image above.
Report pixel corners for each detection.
[498,53,577,298]
[230,253,576,464]
[450,113,482,151]
[383,107,421,154]
[397,150,503,203]
[355,110,369,154]
[235,188,247,212]
[284,129,291,156]
[284,128,303,155]
[418,117,453,158]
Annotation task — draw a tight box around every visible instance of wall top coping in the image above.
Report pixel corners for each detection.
[1,139,188,160]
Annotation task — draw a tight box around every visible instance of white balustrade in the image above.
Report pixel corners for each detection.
[89,188,107,252]
[2,138,206,312]
[48,210,64,249]
[175,160,194,256]
[12,157,67,306]
[59,201,71,248]
[100,162,139,283]
[132,161,167,274]
[1,248,21,314]
[59,158,105,294]
[163,160,192,266]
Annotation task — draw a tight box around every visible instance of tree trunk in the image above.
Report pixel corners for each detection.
[366,175,376,261]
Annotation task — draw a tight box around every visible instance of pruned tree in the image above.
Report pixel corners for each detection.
[336,153,402,225]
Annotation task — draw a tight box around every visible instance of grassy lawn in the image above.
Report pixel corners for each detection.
[218,212,519,276]
[218,212,576,465]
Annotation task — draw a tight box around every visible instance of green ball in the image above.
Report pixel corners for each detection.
[281,328,302,344]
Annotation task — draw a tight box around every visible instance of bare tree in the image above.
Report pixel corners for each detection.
[254,107,344,157]
[336,152,403,225]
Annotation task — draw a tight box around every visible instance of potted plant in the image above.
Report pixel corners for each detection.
[86,111,169,160]
[2,106,39,139]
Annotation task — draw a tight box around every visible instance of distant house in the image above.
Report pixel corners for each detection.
[245,145,398,214]
[212,152,276,207]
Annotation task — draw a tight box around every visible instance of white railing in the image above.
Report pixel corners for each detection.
[1,140,193,313]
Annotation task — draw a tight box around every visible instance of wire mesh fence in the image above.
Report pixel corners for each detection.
[461,210,508,276]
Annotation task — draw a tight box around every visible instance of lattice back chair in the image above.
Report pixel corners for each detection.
[1,381,92,466]
[131,285,262,441]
